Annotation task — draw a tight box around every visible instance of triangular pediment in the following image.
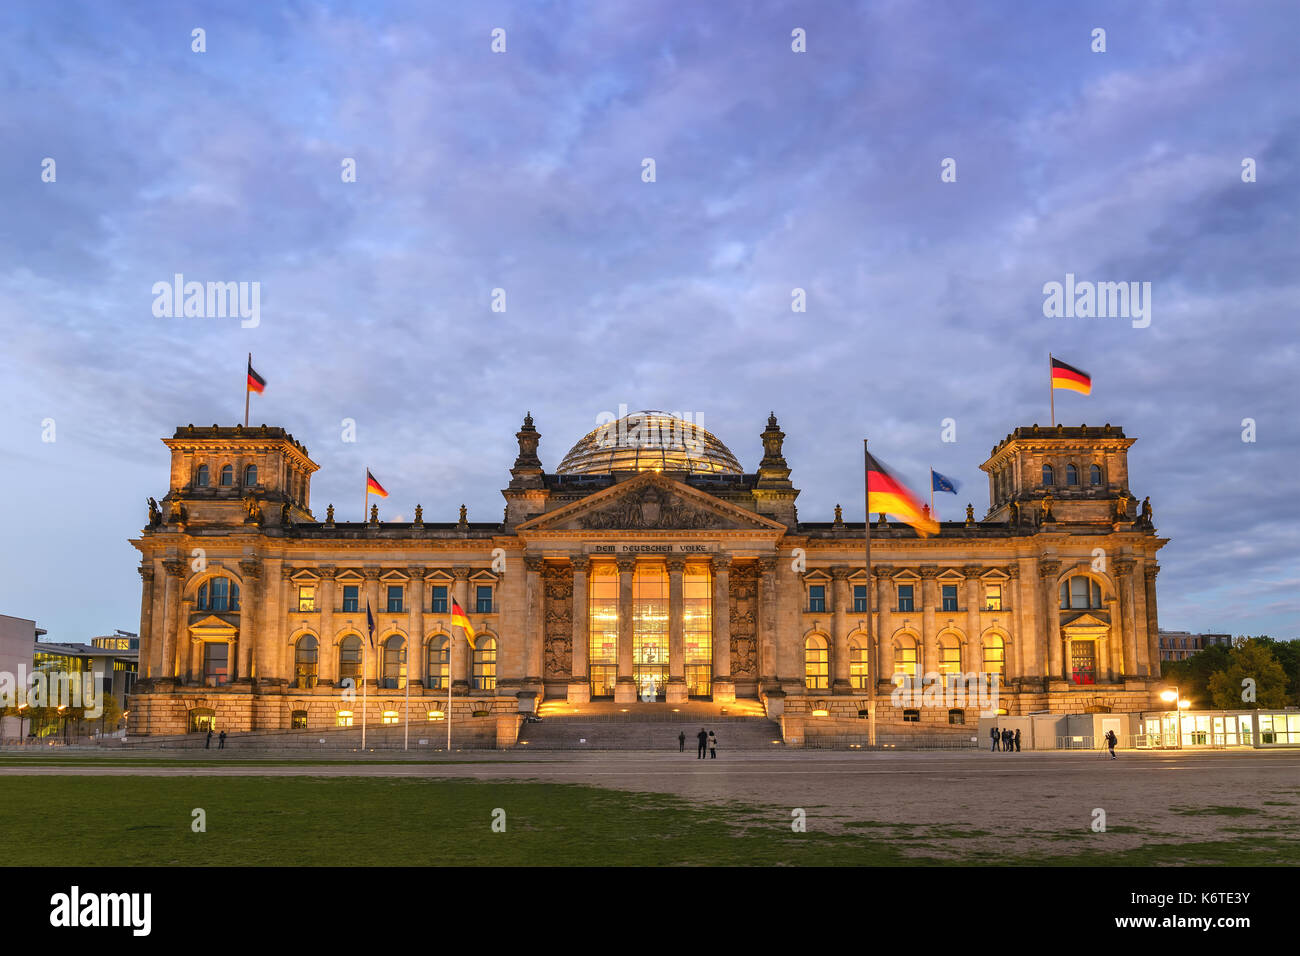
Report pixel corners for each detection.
[188,614,238,639]
[1062,612,1110,631]
[518,472,786,533]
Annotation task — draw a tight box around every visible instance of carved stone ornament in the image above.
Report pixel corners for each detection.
[578,485,724,530]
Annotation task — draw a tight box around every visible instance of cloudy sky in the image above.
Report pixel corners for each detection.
[1,0,1295,643]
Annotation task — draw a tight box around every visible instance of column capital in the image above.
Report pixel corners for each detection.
[918,565,940,579]
[362,567,383,580]
[872,565,894,580]
[524,555,545,574]
[756,556,776,575]
[666,557,687,574]
[1005,564,1020,579]
[570,554,591,573]
[1038,559,1061,578]
[829,565,851,581]
[162,559,186,578]
[452,566,471,580]
[280,566,296,580]
[406,565,426,579]
[711,553,733,573]
[138,564,155,582]
[615,555,637,574]
[962,565,983,579]
[318,565,336,579]
[1143,563,1159,582]
[1113,557,1136,574]
[238,559,261,581]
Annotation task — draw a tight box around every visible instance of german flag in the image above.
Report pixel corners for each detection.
[450,598,477,648]
[365,469,388,498]
[1051,357,1092,395]
[867,452,939,537]
[246,360,266,394]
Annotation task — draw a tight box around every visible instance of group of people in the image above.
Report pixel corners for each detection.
[679,729,718,758]
[204,729,227,749]
[990,726,1021,752]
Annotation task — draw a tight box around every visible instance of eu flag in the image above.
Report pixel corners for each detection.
[365,601,375,649]
[931,470,960,495]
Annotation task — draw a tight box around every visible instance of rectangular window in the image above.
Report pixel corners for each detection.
[808,584,825,613]
[431,585,448,614]
[202,643,229,687]
[948,709,965,725]
[336,711,354,728]
[984,584,1002,611]
[476,585,494,613]
[903,709,920,723]
[852,584,867,612]
[341,585,359,613]
[297,585,315,612]
[941,584,958,612]
[897,584,914,612]
[1070,640,1096,685]
[386,584,403,613]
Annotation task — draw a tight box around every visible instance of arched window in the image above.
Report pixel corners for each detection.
[1041,464,1054,487]
[426,636,449,690]
[893,636,918,682]
[1066,464,1079,486]
[1090,464,1102,486]
[196,576,240,612]
[380,635,406,689]
[804,634,829,690]
[219,464,233,486]
[1059,575,1103,610]
[938,633,962,675]
[196,464,209,487]
[243,464,258,487]
[984,634,1005,678]
[472,637,497,691]
[294,635,318,689]
[849,638,869,690]
[338,635,362,686]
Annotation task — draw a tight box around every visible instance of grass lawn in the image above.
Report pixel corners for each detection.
[4,775,1298,866]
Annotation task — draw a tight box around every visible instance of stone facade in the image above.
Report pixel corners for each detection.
[127,414,1168,738]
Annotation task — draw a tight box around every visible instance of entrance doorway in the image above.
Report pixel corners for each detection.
[590,665,616,699]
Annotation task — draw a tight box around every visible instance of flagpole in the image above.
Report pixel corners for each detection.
[930,466,935,523]
[361,640,367,750]
[864,439,876,749]
[403,635,410,751]
[446,601,454,751]
[1049,352,1056,427]
[244,353,251,428]
[364,469,369,523]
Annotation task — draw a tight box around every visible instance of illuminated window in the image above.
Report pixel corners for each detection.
[941,584,958,612]
[808,584,825,613]
[188,708,215,733]
[341,585,359,613]
[298,585,315,612]
[426,709,445,721]
[431,585,448,614]
[893,637,917,682]
[588,564,619,699]
[220,464,233,486]
[938,634,961,675]
[852,585,867,612]
[985,584,1002,611]
[294,635,318,688]
[196,464,209,487]
[336,710,354,728]
[473,637,497,691]
[386,585,404,613]
[197,577,240,612]
[426,635,449,690]
[896,584,914,612]
[903,709,920,722]
[1070,640,1096,685]
[984,635,1005,678]
[804,634,829,690]
[1041,464,1054,487]
[1066,463,1078,486]
[633,565,668,698]
[382,710,399,725]
[244,464,258,487]
[948,709,965,724]
[1059,576,1102,610]
[202,643,228,687]
[291,710,307,729]
[849,638,869,690]
[683,565,712,697]
[338,635,361,685]
[476,585,494,613]
[381,635,406,689]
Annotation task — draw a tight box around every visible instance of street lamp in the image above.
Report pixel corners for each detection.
[1159,688,1192,749]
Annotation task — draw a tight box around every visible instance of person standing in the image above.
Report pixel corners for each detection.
[1004,728,1013,753]
[1014,728,1021,753]
[990,726,999,752]
[708,731,717,759]
[205,729,213,750]
[697,728,708,759]
[1106,729,1117,759]
[218,730,227,750]
[678,730,686,753]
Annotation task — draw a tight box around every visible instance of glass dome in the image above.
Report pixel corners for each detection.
[556,410,742,477]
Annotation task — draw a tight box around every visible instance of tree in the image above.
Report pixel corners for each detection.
[98,695,124,737]
[1208,638,1289,709]
[1161,643,1232,707]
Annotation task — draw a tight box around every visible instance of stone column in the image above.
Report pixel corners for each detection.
[451,567,470,692]
[1131,557,1151,678]
[177,594,194,682]
[317,566,335,685]
[830,566,851,694]
[275,566,294,683]
[757,557,778,689]
[159,560,184,682]
[666,558,687,703]
[963,566,983,676]
[919,566,939,676]
[1144,564,1161,678]
[1039,560,1062,683]
[568,556,591,703]
[1114,557,1137,678]
[1005,564,1021,681]
[615,556,636,703]
[711,555,734,702]
[407,567,425,688]
[874,568,893,691]
[1104,594,1121,681]
[236,560,260,682]
[524,555,545,690]
[137,565,155,680]
[362,568,382,689]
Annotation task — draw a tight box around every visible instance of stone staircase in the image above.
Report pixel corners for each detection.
[518,701,785,751]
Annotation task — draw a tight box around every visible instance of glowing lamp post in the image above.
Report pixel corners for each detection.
[1159,688,1191,749]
